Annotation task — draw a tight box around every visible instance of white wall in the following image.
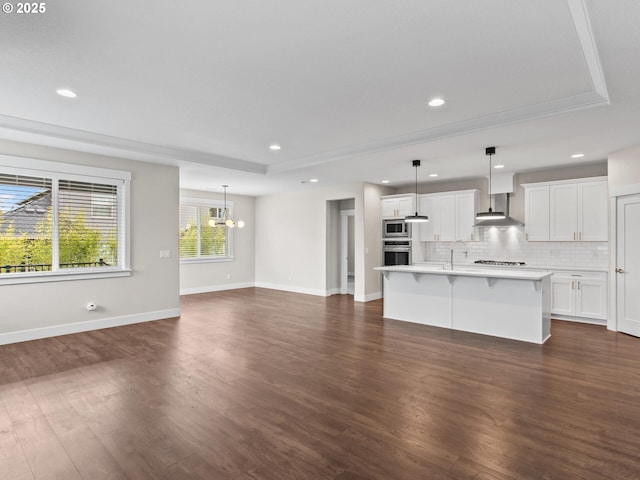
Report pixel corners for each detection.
[363,183,389,299]
[0,139,180,344]
[179,188,255,294]
[255,182,386,301]
[608,145,640,189]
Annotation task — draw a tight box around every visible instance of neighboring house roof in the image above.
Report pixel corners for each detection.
[1,192,51,237]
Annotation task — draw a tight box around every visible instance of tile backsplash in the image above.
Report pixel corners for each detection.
[417,226,608,269]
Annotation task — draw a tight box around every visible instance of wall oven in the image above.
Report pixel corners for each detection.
[383,239,412,266]
[383,219,411,238]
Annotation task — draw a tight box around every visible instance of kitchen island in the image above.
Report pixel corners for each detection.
[375,265,552,344]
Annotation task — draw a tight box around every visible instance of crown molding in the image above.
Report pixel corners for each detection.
[0,114,267,174]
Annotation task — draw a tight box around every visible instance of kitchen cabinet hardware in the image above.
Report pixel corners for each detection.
[616,268,625,273]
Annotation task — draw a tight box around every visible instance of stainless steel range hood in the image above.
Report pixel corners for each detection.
[474,193,524,227]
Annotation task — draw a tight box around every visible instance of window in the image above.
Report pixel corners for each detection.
[179,200,232,261]
[0,156,130,284]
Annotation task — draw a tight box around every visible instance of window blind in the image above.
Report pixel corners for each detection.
[179,204,229,259]
[0,173,53,272]
[58,180,119,269]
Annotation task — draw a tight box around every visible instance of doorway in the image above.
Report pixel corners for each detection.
[341,209,355,295]
[615,193,640,336]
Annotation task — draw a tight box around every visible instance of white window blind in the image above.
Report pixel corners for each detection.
[179,204,230,259]
[58,180,119,269]
[0,167,127,278]
[0,173,53,273]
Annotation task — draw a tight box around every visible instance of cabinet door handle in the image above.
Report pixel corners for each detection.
[579,232,582,240]
[571,281,575,290]
[577,281,580,290]
[573,232,576,240]
[526,233,529,241]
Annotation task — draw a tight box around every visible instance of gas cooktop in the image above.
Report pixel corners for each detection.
[474,260,526,266]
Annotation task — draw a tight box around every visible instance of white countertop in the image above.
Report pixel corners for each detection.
[413,261,608,273]
[375,265,552,281]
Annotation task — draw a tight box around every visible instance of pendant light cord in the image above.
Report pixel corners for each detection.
[488,153,492,210]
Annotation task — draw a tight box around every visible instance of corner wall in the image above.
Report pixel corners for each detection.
[254,182,386,301]
[0,139,180,345]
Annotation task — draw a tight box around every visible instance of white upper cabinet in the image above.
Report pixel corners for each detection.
[381,195,414,219]
[455,192,478,242]
[525,186,550,241]
[550,184,578,241]
[396,196,414,217]
[418,195,438,240]
[523,177,607,242]
[578,181,608,241]
[418,190,478,241]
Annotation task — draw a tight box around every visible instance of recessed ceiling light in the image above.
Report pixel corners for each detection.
[493,164,505,169]
[309,178,319,183]
[56,88,77,98]
[571,153,584,158]
[381,180,390,184]
[429,173,438,177]
[427,98,445,107]
[269,144,281,150]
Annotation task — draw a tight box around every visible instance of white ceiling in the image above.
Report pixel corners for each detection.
[1,0,639,196]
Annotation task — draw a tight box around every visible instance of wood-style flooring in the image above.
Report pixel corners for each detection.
[1,288,640,479]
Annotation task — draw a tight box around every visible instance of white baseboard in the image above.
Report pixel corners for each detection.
[327,288,342,296]
[180,282,255,295]
[355,292,383,303]
[0,308,181,346]
[254,282,329,297]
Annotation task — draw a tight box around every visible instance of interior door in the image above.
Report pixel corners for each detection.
[617,194,640,336]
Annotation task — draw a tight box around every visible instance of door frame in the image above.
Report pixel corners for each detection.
[340,209,355,295]
[608,182,640,331]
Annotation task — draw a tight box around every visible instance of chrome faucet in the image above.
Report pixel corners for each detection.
[450,240,468,270]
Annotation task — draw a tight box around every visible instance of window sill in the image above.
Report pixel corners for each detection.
[0,268,132,286]
[180,257,235,265]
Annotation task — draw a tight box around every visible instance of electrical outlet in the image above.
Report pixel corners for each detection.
[226,273,231,279]
[159,250,171,258]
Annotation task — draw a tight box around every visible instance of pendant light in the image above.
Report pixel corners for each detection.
[475,147,506,220]
[208,185,245,228]
[404,160,429,223]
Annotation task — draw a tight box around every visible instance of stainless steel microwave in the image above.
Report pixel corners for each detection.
[383,219,411,238]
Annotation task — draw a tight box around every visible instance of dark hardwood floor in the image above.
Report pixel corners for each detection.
[1,288,640,479]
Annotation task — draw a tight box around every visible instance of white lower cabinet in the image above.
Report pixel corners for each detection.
[550,271,607,322]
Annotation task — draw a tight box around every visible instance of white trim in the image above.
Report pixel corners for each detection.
[181,196,232,209]
[566,0,609,101]
[0,308,180,346]
[340,208,355,295]
[326,288,342,296]
[609,182,640,198]
[180,282,254,295]
[0,117,266,175]
[0,154,131,180]
[355,291,383,303]
[521,176,608,189]
[0,269,132,286]
[551,315,606,326]
[180,257,234,265]
[254,282,329,297]
[609,197,617,331]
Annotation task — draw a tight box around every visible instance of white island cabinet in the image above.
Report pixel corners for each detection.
[376,265,552,344]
